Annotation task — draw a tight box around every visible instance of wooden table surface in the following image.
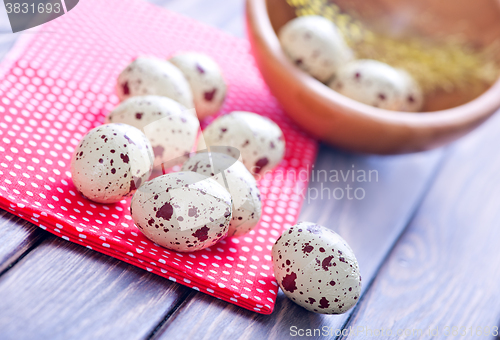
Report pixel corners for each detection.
[1,1,500,339]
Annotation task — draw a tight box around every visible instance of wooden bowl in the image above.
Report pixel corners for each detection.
[245,0,500,154]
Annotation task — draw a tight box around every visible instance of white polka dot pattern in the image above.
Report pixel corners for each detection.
[0,0,318,314]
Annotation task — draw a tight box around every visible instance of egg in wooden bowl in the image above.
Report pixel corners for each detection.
[245,0,500,154]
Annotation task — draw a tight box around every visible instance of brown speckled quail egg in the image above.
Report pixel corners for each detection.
[272,222,361,314]
[116,56,194,109]
[169,52,227,120]
[71,123,154,204]
[279,15,353,83]
[398,69,424,112]
[328,59,410,111]
[198,111,285,176]
[130,171,232,252]
[106,95,199,167]
[181,152,262,237]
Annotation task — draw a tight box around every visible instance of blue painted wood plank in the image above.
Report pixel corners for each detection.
[0,237,191,340]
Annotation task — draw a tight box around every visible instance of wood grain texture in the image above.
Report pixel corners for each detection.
[345,110,500,338]
[0,237,190,340]
[0,210,46,273]
[152,145,444,340]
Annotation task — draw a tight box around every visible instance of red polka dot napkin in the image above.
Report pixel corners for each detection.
[0,0,317,314]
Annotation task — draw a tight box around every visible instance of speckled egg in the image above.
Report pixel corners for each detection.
[398,69,424,112]
[279,15,353,83]
[198,111,285,176]
[130,171,232,252]
[106,95,199,167]
[116,56,194,109]
[71,123,154,204]
[329,59,410,111]
[181,152,262,237]
[169,52,227,120]
[272,222,361,314]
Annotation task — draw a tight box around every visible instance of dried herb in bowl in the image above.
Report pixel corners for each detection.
[287,0,500,95]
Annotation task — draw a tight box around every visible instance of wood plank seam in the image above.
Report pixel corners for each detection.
[145,290,197,340]
[0,231,48,278]
[0,236,195,340]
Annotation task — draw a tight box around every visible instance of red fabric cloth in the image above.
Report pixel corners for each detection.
[0,0,317,314]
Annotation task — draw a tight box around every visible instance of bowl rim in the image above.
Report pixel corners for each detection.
[247,0,500,129]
